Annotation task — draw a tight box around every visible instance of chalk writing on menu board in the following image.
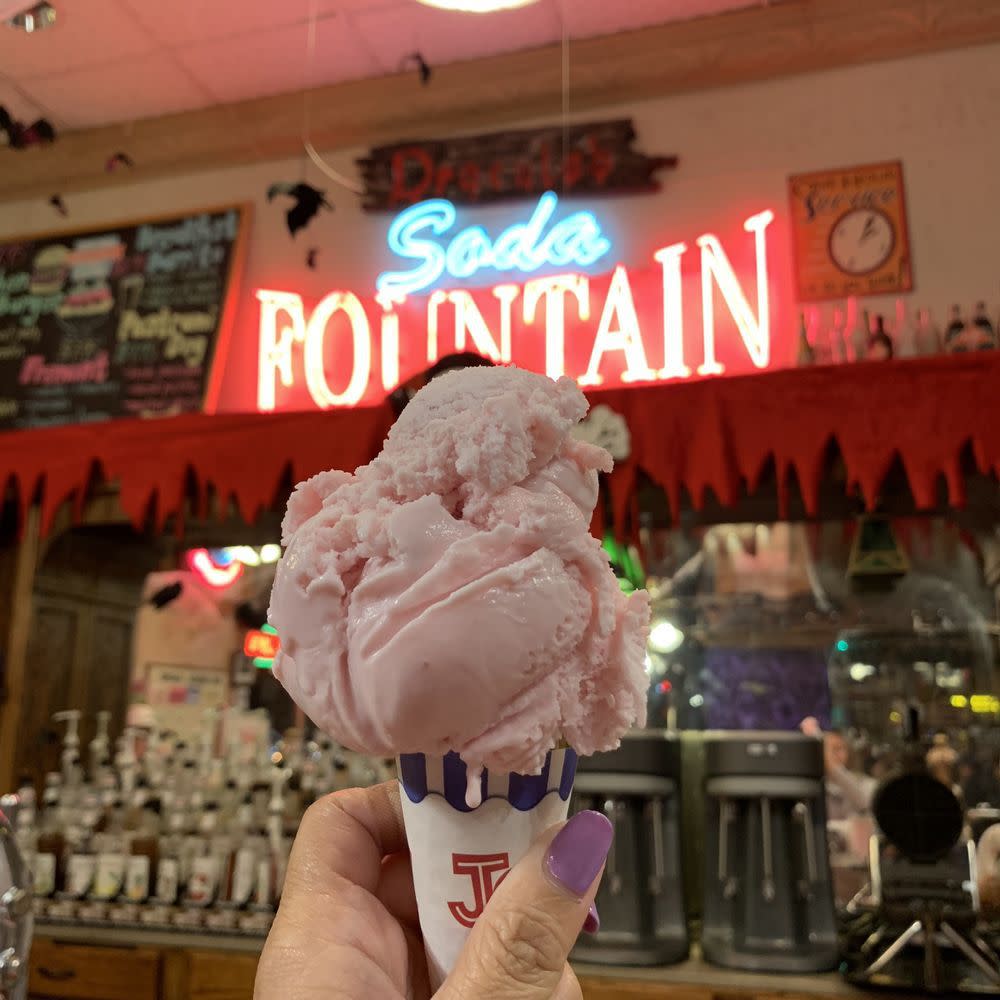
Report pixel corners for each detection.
[0,205,249,430]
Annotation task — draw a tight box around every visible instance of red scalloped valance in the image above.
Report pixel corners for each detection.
[598,353,1000,534]
[0,353,996,539]
[2,406,395,537]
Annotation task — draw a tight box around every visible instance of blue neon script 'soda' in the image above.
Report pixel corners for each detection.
[376,192,612,299]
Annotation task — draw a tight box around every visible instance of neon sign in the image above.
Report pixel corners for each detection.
[187,548,244,588]
[376,192,612,299]
[256,208,777,412]
[244,624,280,668]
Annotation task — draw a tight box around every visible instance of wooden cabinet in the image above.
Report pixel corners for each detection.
[14,524,161,790]
[580,978,709,999]
[174,951,258,1000]
[577,980,837,999]
[28,932,913,1000]
[28,939,160,1000]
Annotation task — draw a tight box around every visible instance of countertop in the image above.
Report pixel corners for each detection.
[34,922,922,998]
[34,919,265,954]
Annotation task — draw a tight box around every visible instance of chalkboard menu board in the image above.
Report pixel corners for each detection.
[0,204,250,430]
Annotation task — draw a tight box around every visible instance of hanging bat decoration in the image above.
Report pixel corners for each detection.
[306,248,319,270]
[235,601,267,631]
[48,193,67,217]
[105,151,134,172]
[149,581,183,610]
[267,182,332,237]
[401,51,432,86]
[0,105,56,149]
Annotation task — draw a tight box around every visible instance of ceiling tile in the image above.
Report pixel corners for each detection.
[120,0,322,46]
[330,0,406,11]
[352,0,561,74]
[562,0,754,39]
[1,0,765,131]
[22,52,210,127]
[175,17,378,104]
[0,0,155,79]
[0,74,47,123]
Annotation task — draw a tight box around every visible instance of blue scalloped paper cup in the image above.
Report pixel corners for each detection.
[397,747,577,990]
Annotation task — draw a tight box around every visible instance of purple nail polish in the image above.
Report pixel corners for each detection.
[545,810,613,897]
[583,902,600,934]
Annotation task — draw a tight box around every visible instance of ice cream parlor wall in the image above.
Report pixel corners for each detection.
[1,4,1000,998]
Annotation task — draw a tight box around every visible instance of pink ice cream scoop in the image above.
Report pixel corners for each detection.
[268,366,650,778]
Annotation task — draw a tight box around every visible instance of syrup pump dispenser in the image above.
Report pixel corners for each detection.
[88,712,111,778]
[52,712,83,795]
[115,729,138,798]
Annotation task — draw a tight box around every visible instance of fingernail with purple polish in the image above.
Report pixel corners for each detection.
[583,902,600,934]
[545,810,613,897]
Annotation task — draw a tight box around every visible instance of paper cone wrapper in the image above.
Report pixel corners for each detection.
[397,747,577,991]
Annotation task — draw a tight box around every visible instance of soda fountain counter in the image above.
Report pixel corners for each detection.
[2,356,1000,999]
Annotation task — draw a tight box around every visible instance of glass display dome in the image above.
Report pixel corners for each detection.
[641,516,1000,918]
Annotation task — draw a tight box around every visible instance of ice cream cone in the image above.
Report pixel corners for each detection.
[397,747,577,991]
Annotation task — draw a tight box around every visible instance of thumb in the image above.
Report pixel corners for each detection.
[438,810,612,999]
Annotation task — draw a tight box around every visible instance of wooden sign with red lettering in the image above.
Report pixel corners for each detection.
[357,119,677,212]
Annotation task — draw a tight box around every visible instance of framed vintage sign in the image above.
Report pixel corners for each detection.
[358,119,677,212]
[144,662,229,740]
[787,161,912,301]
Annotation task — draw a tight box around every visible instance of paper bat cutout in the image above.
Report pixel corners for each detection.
[402,51,432,86]
[235,601,267,630]
[105,151,134,172]
[267,182,332,237]
[49,194,67,216]
[150,581,183,609]
[306,248,318,270]
[0,105,56,149]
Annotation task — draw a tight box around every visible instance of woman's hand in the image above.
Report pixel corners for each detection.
[254,782,608,1000]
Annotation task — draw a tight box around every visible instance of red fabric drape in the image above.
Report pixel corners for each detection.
[0,406,395,536]
[0,353,996,538]
[595,353,1000,533]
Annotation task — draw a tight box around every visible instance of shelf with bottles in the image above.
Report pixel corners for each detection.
[795,298,998,366]
[6,710,395,937]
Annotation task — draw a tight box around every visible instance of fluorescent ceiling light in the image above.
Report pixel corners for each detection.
[416,0,541,11]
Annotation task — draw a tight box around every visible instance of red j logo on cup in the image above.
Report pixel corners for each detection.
[447,852,511,927]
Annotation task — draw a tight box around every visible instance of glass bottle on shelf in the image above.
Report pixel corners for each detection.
[868,315,894,360]
[219,795,257,912]
[219,778,240,830]
[251,781,270,829]
[91,798,128,903]
[89,711,112,782]
[16,774,36,814]
[915,307,941,356]
[61,822,96,903]
[853,309,872,361]
[124,798,161,905]
[894,299,917,358]
[159,755,176,812]
[123,780,149,832]
[14,809,37,893]
[35,779,65,900]
[184,804,221,908]
[945,304,966,348]
[848,306,868,361]
[972,301,997,349]
[829,306,848,363]
[153,812,184,907]
[248,821,276,917]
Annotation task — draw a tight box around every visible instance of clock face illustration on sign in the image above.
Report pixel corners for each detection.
[828,208,896,276]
